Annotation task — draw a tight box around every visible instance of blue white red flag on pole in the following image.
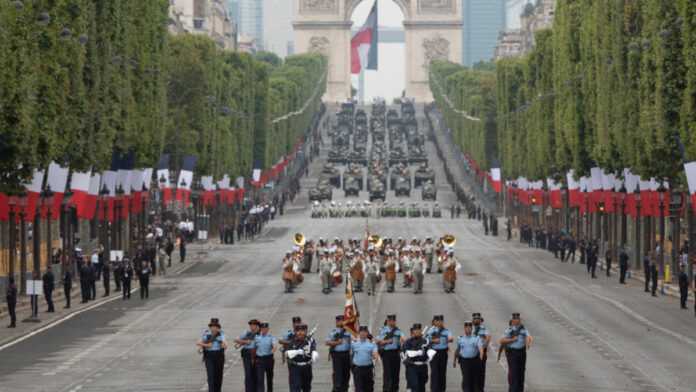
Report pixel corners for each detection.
[351,1,378,74]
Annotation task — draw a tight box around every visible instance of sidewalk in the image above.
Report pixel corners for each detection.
[0,248,203,348]
[506,224,694,305]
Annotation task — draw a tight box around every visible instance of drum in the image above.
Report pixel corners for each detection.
[282,270,294,282]
[443,268,456,283]
[385,266,396,281]
[295,273,304,284]
[332,271,343,285]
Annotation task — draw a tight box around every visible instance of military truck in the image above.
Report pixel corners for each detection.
[309,185,332,202]
[414,164,435,187]
[369,182,386,202]
[322,164,341,188]
[344,176,361,197]
[421,181,437,201]
[408,203,422,218]
[394,177,411,197]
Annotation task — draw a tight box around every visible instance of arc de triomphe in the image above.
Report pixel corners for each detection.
[293,0,462,102]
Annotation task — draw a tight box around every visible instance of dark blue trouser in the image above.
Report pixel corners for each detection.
[242,349,256,392]
[405,364,427,392]
[289,364,312,392]
[204,351,225,392]
[255,355,274,392]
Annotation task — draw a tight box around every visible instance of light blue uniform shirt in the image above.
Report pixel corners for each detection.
[351,339,377,366]
[377,326,403,351]
[254,333,277,356]
[457,335,482,358]
[202,331,226,351]
[238,330,256,350]
[427,327,451,350]
[504,326,530,350]
[475,324,491,348]
[326,328,352,352]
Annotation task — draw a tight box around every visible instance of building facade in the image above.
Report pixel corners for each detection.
[462,0,506,66]
[495,0,555,60]
[169,0,237,50]
[238,0,264,51]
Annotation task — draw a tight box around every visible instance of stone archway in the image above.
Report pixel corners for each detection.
[293,0,462,102]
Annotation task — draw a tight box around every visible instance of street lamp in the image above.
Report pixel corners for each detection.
[40,185,54,275]
[657,183,667,292]
[635,188,642,269]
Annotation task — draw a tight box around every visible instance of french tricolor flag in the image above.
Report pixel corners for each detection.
[351,1,378,74]
[490,167,502,193]
[70,171,91,219]
[46,162,69,220]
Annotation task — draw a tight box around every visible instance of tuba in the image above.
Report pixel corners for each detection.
[368,234,383,249]
[442,234,456,248]
[294,233,306,247]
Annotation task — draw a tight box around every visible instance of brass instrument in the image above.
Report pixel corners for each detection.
[294,233,306,247]
[442,234,456,247]
[368,234,383,249]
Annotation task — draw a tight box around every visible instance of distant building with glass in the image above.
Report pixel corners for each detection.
[237,0,264,51]
[462,0,506,66]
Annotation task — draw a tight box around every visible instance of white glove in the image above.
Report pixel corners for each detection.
[427,349,437,361]
[406,350,423,358]
[286,349,303,359]
[311,351,319,363]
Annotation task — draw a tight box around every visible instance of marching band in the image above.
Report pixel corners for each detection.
[281,233,462,295]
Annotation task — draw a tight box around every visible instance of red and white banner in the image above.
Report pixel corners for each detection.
[70,171,91,219]
[490,168,502,193]
[201,176,216,208]
[601,171,615,213]
[99,171,117,222]
[567,170,581,207]
[685,162,696,214]
[24,169,45,222]
[176,169,193,207]
[157,169,172,205]
[547,178,563,209]
[46,162,69,220]
[623,169,639,217]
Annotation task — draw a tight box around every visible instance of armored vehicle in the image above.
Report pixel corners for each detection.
[421,181,437,201]
[394,177,411,197]
[414,164,436,188]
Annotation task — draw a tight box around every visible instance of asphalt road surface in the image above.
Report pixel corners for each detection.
[1,107,695,392]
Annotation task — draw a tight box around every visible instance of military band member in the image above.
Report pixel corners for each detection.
[286,324,318,392]
[376,315,403,392]
[423,238,435,273]
[401,249,414,288]
[384,253,399,293]
[282,253,295,293]
[326,315,352,392]
[473,312,491,389]
[350,326,378,392]
[365,256,381,296]
[234,319,261,392]
[454,321,484,392]
[426,315,452,392]
[402,323,430,392]
[350,254,365,292]
[320,253,335,294]
[412,250,427,294]
[441,250,459,294]
[254,322,277,392]
[499,313,533,392]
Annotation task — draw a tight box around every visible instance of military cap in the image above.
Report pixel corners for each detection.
[359,325,369,332]
[464,321,473,327]
[295,324,308,331]
[208,318,221,328]
[248,319,260,325]
[411,323,422,331]
[511,313,521,320]
[386,314,396,321]
[433,315,444,321]
[292,316,302,323]
[472,313,482,319]
[259,322,269,328]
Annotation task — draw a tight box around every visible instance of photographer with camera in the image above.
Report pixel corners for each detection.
[499,313,533,392]
[196,318,228,392]
[325,315,352,392]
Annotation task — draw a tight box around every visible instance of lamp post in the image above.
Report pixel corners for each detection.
[115,185,124,250]
[669,191,684,285]
[635,188,642,270]
[99,184,110,256]
[8,197,19,282]
[39,186,54,274]
[658,184,666,293]
[618,185,627,248]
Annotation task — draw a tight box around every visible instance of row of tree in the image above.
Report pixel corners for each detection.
[430,0,696,187]
[0,0,326,193]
